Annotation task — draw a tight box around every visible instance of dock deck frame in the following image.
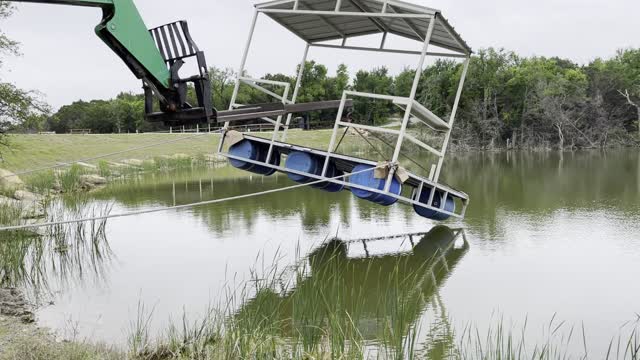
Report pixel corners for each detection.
[217,0,472,220]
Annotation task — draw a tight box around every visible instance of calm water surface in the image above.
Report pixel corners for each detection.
[17,150,640,353]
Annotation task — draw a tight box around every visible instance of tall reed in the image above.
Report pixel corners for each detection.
[125,237,640,360]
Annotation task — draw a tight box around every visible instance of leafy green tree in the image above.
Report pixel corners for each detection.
[353,67,393,125]
[297,61,329,103]
[418,59,459,118]
[613,49,640,136]
[393,67,415,98]
[16,113,47,132]
[209,66,235,109]
[288,61,344,125]
[0,1,48,146]
[47,94,148,134]
[0,2,18,68]
[112,92,145,133]
[326,63,349,101]
[459,48,516,147]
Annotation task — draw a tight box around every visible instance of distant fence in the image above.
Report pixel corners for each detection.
[69,129,92,135]
[20,123,280,136]
[160,123,277,134]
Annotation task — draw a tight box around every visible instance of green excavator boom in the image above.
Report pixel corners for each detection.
[10,0,352,126]
[11,0,218,124]
[13,0,171,89]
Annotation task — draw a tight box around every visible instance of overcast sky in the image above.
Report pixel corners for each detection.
[1,0,639,109]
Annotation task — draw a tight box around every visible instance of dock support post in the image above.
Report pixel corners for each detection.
[266,84,291,163]
[218,10,259,153]
[322,91,349,176]
[433,57,470,183]
[384,14,436,192]
[282,43,310,142]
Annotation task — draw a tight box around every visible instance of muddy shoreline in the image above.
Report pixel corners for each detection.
[0,287,50,357]
[0,288,34,324]
[0,287,122,358]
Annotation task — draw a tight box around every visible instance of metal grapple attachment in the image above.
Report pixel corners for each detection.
[145,21,352,127]
[145,20,213,125]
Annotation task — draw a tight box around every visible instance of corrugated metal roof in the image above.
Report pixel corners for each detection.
[255,0,471,54]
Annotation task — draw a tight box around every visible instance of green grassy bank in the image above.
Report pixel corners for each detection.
[0,130,343,173]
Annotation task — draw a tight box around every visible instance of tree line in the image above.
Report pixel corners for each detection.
[1,2,638,150]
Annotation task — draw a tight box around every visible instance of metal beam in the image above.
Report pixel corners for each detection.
[216,100,353,123]
[323,92,348,176]
[258,9,432,19]
[241,80,292,104]
[379,0,440,14]
[380,31,388,49]
[344,90,402,102]
[255,0,294,9]
[404,133,443,158]
[337,121,401,136]
[282,43,310,141]
[310,43,468,58]
[381,0,389,12]
[433,57,470,182]
[301,2,347,39]
[385,15,436,192]
[219,10,259,152]
[387,4,425,42]
[226,11,258,118]
[435,14,472,54]
[265,82,291,163]
[346,0,389,33]
[239,76,290,87]
[255,0,442,15]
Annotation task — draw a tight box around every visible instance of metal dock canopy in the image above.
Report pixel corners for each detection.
[255,0,471,56]
[218,0,473,221]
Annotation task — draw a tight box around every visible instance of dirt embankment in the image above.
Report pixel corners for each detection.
[0,288,48,357]
[0,288,34,323]
[0,288,122,359]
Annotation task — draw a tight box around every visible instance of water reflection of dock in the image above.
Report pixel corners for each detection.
[235,226,469,345]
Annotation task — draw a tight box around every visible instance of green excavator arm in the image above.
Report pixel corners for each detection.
[14,0,171,90]
[11,0,218,124]
[10,0,352,126]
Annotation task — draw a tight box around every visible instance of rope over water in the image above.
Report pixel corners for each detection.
[0,164,385,232]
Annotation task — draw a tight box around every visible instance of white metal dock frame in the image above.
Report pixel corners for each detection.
[219,0,472,219]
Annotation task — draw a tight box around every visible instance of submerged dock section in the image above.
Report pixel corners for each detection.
[217,0,472,221]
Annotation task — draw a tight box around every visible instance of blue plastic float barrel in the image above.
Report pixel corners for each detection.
[413,188,455,221]
[228,140,280,176]
[284,151,344,192]
[349,164,401,206]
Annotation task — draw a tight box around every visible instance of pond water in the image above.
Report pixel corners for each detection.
[10,150,640,354]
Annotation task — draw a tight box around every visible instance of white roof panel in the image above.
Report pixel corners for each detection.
[256,0,471,54]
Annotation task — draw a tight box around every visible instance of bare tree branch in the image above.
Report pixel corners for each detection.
[618,89,639,108]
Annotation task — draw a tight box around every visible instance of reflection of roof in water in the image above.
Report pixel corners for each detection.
[234,226,469,341]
